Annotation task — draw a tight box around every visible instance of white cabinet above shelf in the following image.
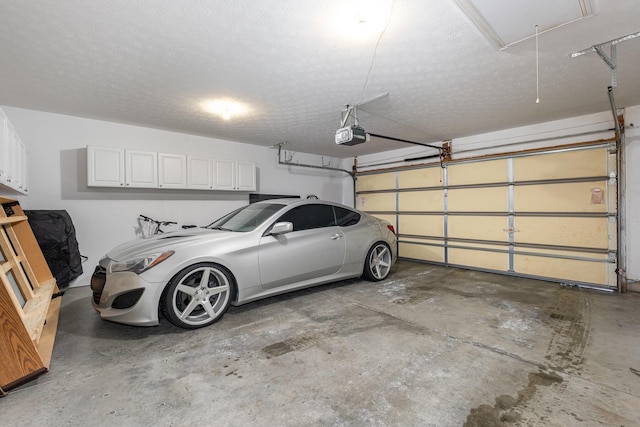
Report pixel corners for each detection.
[159,153,187,189]
[87,146,125,187]
[1,108,29,195]
[187,156,213,190]
[87,145,256,192]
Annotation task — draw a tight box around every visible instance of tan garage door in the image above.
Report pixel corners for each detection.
[357,142,618,289]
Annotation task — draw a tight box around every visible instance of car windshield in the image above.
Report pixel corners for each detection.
[206,203,285,232]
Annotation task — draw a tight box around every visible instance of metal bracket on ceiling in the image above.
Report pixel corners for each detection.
[571,31,640,88]
[596,44,617,87]
[274,142,355,178]
[340,105,358,128]
[340,92,389,128]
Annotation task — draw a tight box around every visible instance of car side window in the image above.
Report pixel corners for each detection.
[277,204,336,231]
[334,207,361,227]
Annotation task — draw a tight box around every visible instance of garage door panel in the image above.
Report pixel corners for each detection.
[515,182,608,213]
[399,215,443,237]
[449,216,508,242]
[358,193,395,212]
[449,245,508,271]
[356,142,616,289]
[358,173,396,192]
[514,149,607,181]
[448,187,508,212]
[399,241,444,263]
[399,190,443,211]
[515,217,608,248]
[398,168,443,189]
[514,252,608,285]
[448,159,507,185]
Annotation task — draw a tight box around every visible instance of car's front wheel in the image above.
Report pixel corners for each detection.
[362,242,392,281]
[161,263,234,329]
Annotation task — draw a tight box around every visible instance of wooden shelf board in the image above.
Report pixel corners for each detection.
[1,262,11,273]
[37,294,61,368]
[22,279,56,343]
[0,216,27,225]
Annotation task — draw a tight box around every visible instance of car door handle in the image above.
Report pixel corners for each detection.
[330,234,343,240]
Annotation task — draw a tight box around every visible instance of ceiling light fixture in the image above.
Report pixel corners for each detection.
[331,0,393,41]
[201,98,249,120]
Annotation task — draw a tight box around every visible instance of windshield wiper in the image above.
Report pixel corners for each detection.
[208,226,233,231]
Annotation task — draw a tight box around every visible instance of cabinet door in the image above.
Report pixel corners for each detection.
[6,127,18,189]
[213,158,235,190]
[236,161,256,191]
[187,156,213,190]
[0,111,6,185]
[20,142,28,194]
[126,150,158,188]
[87,146,125,187]
[158,153,187,189]
[15,139,24,191]
[0,111,28,195]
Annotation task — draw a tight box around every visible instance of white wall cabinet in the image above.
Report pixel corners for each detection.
[126,150,158,188]
[213,159,256,191]
[87,146,126,187]
[16,139,25,192]
[87,145,256,192]
[7,129,18,188]
[0,108,29,194]
[187,156,213,189]
[213,158,235,190]
[236,160,257,191]
[159,153,187,189]
[87,146,158,188]
[0,111,6,186]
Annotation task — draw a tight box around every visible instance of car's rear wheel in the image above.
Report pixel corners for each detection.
[161,263,234,329]
[362,242,392,281]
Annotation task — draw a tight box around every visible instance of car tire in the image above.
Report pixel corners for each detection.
[362,242,392,281]
[161,263,234,329]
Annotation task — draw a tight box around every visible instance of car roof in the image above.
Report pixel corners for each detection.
[253,198,355,210]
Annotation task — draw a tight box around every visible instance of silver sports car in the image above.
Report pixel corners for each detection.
[91,199,397,329]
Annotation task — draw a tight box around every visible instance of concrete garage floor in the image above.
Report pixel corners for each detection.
[2,261,640,426]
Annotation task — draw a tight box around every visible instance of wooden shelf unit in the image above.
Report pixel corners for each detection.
[0,197,60,392]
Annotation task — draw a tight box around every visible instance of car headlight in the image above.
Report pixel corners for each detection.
[109,251,174,274]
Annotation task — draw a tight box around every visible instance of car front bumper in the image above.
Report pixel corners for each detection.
[91,265,166,326]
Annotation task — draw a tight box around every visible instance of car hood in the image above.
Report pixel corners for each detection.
[106,228,238,261]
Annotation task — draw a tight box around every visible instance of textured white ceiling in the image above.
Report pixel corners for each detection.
[0,0,639,158]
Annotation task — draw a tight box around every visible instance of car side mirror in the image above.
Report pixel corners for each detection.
[270,221,293,235]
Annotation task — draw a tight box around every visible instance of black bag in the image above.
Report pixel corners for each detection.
[24,210,83,290]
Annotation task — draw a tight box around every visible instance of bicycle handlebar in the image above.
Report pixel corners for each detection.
[138,215,177,225]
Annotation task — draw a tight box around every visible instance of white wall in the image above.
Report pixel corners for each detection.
[1,107,346,287]
[354,108,640,284]
[624,105,640,283]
